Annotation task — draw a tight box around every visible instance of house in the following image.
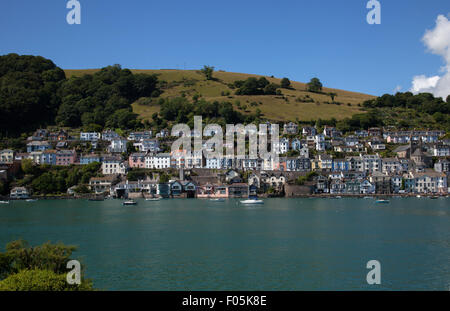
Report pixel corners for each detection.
[80,154,103,165]
[368,127,382,137]
[156,129,169,138]
[345,179,361,195]
[360,179,375,194]
[108,138,128,153]
[102,156,128,175]
[344,136,359,147]
[434,159,450,173]
[368,139,386,151]
[390,175,403,193]
[227,183,249,198]
[369,172,391,194]
[134,139,160,153]
[283,122,299,135]
[27,141,51,153]
[362,154,381,172]
[197,184,229,198]
[102,130,120,141]
[55,149,77,166]
[145,153,171,169]
[302,126,317,136]
[55,141,68,149]
[331,158,350,172]
[48,130,68,141]
[430,144,450,157]
[80,132,101,141]
[0,150,14,164]
[127,131,152,141]
[89,175,119,194]
[382,158,403,174]
[330,179,346,194]
[291,138,302,151]
[40,150,57,165]
[314,175,329,193]
[129,152,147,168]
[323,126,338,137]
[10,187,30,199]
[406,170,447,194]
[355,130,369,137]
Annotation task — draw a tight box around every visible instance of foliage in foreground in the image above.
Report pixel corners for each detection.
[0,240,94,291]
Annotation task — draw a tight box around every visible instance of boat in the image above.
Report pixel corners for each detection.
[429,196,439,200]
[145,197,161,201]
[335,196,342,199]
[240,196,264,205]
[363,196,372,199]
[416,195,422,198]
[122,200,137,206]
[26,199,37,202]
[375,199,390,204]
[0,201,10,204]
[240,199,264,204]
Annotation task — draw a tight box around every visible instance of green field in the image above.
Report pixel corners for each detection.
[65,69,375,122]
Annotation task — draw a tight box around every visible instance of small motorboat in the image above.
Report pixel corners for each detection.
[363,196,372,199]
[122,200,137,206]
[0,200,10,204]
[335,196,342,199]
[416,195,422,198]
[429,196,439,200]
[145,197,161,201]
[240,198,264,205]
[376,199,390,204]
[26,199,37,202]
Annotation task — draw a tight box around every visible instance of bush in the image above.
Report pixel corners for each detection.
[0,269,93,291]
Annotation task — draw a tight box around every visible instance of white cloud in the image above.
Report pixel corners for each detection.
[410,15,450,99]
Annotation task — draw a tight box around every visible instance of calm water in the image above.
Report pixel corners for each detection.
[0,198,449,290]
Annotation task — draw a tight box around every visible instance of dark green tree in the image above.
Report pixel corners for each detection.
[200,65,214,80]
[280,77,291,89]
[307,77,323,93]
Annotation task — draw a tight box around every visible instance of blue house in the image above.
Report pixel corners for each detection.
[27,141,51,153]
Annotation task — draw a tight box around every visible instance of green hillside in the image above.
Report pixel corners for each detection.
[65,69,375,123]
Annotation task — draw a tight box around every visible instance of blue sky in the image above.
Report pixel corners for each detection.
[0,0,449,96]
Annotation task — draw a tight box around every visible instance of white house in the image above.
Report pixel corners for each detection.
[80,132,101,141]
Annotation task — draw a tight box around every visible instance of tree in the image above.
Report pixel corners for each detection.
[307,78,323,93]
[200,65,214,80]
[447,95,450,104]
[280,78,291,89]
[21,159,35,175]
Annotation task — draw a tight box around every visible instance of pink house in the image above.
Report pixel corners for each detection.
[197,184,229,198]
[55,150,77,166]
[129,152,146,168]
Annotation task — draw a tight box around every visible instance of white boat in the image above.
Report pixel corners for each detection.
[145,197,161,201]
[0,201,10,204]
[26,199,38,202]
[363,196,372,199]
[416,195,422,198]
[122,200,137,206]
[240,199,264,205]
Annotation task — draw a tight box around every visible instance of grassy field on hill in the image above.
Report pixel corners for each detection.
[65,69,375,123]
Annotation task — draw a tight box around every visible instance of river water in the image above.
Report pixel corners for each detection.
[1,197,449,290]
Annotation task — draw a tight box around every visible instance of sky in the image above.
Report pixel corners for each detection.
[0,0,449,97]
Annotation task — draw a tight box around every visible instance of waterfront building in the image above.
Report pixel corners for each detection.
[10,187,30,199]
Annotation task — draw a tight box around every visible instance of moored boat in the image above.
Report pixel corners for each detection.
[0,200,10,204]
[240,199,264,204]
[122,200,137,206]
[26,199,37,202]
[145,197,161,201]
[376,199,390,204]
